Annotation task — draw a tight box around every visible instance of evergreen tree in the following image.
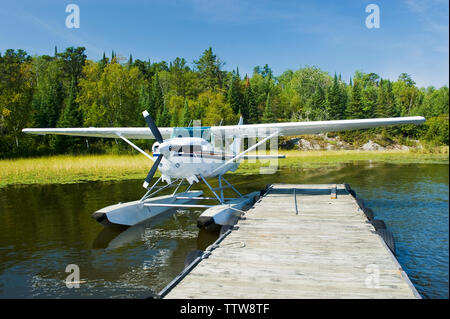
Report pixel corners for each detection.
[53,77,82,152]
[57,78,81,127]
[32,57,64,129]
[361,84,377,118]
[156,103,171,127]
[57,46,87,87]
[375,80,387,118]
[346,80,364,119]
[244,77,258,123]
[193,47,224,91]
[138,84,151,120]
[262,93,275,123]
[327,74,346,120]
[150,72,164,119]
[385,81,397,117]
[376,80,395,118]
[180,99,191,127]
[227,69,244,116]
[170,108,179,127]
[99,52,109,70]
[169,57,191,97]
[311,83,327,119]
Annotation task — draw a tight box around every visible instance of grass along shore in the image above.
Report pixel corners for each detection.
[1,148,448,188]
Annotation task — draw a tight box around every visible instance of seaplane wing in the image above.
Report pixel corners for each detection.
[22,127,173,139]
[209,116,425,138]
[22,116,425,139]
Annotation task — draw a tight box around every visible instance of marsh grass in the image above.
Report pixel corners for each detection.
[1,149,448,187]
[0,154,153,188]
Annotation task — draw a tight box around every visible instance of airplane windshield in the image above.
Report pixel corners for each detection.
[171,127,211,141]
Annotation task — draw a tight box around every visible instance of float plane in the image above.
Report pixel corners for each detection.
[23,113,425,231]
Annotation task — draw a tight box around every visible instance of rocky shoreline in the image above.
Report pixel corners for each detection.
[280,133,422,151]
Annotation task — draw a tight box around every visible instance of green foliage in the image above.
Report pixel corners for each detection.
[0,47,448,159]
[150,72,164,119]
[326,74,346,120]
[156,104,171,127]
[201,90,236,126]
[31,56,64,128]
[375,80,395,118]
[244,77,259,124]
[346,80,365,119]
[193,47,224,91]
[227,69,244,116]
[423,116,449,145]
[179,99,192,127]
[262,93,276,123]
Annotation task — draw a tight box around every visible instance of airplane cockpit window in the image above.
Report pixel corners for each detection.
[171,127,212,142]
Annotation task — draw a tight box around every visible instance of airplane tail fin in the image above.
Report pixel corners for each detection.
[228,116,243,155]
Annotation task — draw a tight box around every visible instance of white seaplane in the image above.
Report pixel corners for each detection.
[23,112,425,231]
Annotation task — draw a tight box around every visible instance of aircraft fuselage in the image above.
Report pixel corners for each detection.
[152,137,239,184]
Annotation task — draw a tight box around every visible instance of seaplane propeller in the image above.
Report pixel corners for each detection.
[142,110,165,189]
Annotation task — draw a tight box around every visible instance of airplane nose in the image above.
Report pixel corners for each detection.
[158,143,171,156]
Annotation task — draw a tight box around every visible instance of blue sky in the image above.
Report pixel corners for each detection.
[0,0,448,87]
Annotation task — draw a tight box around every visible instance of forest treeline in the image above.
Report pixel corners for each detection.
[0,46,448,158]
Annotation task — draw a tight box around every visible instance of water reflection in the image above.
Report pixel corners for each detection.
[92,209,219,252]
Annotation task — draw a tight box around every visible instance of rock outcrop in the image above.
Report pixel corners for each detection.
[361,140,385,151]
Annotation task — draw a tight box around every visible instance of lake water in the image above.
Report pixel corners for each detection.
[0,162,448,299]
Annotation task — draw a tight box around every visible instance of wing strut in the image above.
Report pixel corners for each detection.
[116,133,155,162]
[209,130,279,176]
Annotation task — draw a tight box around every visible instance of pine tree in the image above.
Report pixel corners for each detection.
[193,47,223,91]
[244,76,258,123]
[227,69,244,116]
[361,84,377,119]
[180,99,191,127]
[156,103,171,127]
[32,57,64,129]
[375,80,387,118]
[346,80,364,119]
[385,80,396,117]
[170,108,179,127]
[312,83,327,119]
[262,93,275,123]
[99,52,109,70]
[376,80,395,118]
[327,74,346,120]
[53,77,82,152]
[150,72,164,119]
[138,84,151,120]
[58,77,81,127]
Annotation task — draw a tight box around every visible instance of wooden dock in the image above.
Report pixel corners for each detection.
[163,184,421,299]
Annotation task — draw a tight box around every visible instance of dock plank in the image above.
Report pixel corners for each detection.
[164,184,420,299]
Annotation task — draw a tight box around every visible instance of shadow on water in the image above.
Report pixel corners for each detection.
[0,162,448,298]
